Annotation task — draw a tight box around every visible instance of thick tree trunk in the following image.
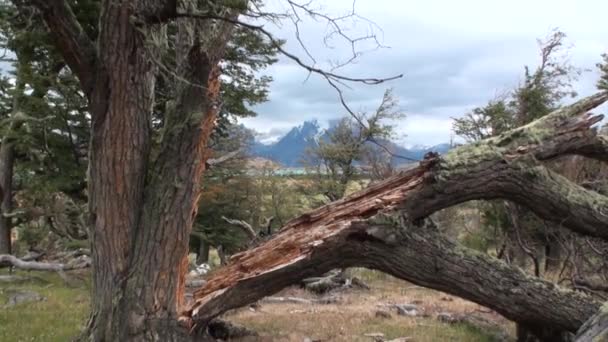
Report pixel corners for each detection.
[83,1,158,339]
[188,216,599,338]
[0,141,14,255]
[30,1,240,340]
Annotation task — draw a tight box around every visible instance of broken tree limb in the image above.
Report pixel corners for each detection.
[184,93,608,337]
[187,216,599,337]
[221,216,257,240]
[206,148,243,169]
[0,254,91,271]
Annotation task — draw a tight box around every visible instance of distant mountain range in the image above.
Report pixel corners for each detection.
[250,120,451,167]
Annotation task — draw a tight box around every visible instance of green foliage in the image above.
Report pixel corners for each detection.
[453,100,512,141]
[453,30,578,143]
[598,53,608,91]
[305,89,404,201]
[451,30,583,269]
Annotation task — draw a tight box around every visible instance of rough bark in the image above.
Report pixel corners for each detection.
[189,216,600,336]
[30,0,243,340]
[0,141,14,255]
[575,303,608,342]
[185,93,608,337]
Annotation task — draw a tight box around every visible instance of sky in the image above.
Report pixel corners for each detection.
[239,0,608,147]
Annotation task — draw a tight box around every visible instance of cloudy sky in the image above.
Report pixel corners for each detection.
[239,0,608,147]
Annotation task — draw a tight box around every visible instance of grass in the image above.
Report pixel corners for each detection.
[0,270,89,342]
[0,269,512,341]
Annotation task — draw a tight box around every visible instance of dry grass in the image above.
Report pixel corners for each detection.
[0,268,514,341]
[227,271,514,341]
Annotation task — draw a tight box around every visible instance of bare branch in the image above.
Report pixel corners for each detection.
[169,12,402,86]
[221,216,257,240]
[206,149,243,168]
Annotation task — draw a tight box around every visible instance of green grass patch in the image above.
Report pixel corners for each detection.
[0,270,90,342]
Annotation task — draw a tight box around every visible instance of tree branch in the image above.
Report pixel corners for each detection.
[221,216,257,240]
[25,0,98,97]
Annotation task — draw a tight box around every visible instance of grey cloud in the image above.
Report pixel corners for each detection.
[242,0,608,145]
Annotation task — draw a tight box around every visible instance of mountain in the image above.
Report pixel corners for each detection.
[251,120,321,167]
[250,120,451,167]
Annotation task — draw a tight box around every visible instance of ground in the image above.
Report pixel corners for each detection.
[0,269,513,341]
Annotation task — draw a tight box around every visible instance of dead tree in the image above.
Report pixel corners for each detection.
[183,93,608,340]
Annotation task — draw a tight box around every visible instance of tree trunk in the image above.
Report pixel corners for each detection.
[188,216,599,338]
[197,240,210,265]
[0,141,14,256]
[82,1,158,339]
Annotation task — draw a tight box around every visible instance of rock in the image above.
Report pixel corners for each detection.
[5,290,46,307]
[437,312,460,324]
[375,309,392,319]
[188,263,210,277]
[393,304,418,317]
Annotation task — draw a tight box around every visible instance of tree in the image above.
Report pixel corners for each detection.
[0,0,91,255]
[188,92,608,341]
[14,0,391,339]
[305,89,404,201]
[598,53,608,91]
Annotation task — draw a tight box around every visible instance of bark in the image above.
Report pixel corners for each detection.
[0,141,14,255]
[31,0,243,340]
[185,93,608,337]
[575,303,608,342]
[197,240,210,265]
[188,216,599,337]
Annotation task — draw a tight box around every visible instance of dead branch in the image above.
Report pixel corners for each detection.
[262,296,340,305]
[0,254,90,271]
[221,216,257,240]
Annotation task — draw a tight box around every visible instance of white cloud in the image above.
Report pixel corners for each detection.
[240,0,608,145]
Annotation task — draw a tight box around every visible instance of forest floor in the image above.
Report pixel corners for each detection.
[0,269,513,342]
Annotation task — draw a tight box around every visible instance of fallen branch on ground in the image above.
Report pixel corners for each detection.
[0,254,91,271]
[263,296,341,305]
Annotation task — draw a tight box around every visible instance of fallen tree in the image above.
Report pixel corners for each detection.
[183,92,608,340]
[0,254,91,271]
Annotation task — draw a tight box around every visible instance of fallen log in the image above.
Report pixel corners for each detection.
[184,93,608,339]
[0,254,91,271]
[262,296,341,305]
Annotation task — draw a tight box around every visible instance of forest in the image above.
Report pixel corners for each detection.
[0,1,608,342]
